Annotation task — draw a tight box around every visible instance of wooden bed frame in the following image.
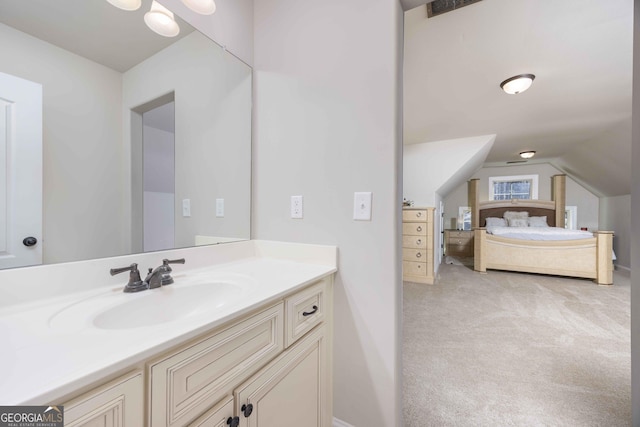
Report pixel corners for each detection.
[469,176,614,285]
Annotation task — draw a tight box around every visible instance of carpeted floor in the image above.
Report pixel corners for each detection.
[403,263,631,426]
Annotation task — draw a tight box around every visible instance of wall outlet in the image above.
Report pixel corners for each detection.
[291,195,303,219]
[216,198,224,217]
[353,192,372,221]
[182,199,191,217]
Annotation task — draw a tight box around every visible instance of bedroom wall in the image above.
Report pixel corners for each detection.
[599,194,631,270]
[443,163,600,230]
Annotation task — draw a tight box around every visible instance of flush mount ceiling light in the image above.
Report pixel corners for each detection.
[182,0,217,15]
[105,0,141,11]
[145,1,180,37]
[500,74,536,95]
[519,151,536,159]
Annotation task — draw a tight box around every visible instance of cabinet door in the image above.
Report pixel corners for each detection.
[149,303,284,427]
[188,396,234,427]
[63,371,143,427]
[235,326,328,427]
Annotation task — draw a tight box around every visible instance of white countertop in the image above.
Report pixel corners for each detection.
[0,241,336,405]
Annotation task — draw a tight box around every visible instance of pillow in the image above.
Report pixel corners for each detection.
[528,216,549,227]
[508,218,529,227]
[485,217,507,227]
[503,210,529,221]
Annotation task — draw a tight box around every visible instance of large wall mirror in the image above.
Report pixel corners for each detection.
[0,0,251,269]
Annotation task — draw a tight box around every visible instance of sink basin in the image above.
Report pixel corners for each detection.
[93,283,243,329]
[48,279,250,331]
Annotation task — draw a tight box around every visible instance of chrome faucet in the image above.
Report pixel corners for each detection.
[144,258,186,289]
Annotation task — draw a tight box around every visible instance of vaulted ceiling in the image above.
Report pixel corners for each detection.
[403,0,633,197]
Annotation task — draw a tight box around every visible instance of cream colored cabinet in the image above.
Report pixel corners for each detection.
[149,303,285,427]
[402,207,434,284]
[63,371,143,427]
[187,396,235,427]
[61,277,332,427]
[234,326,327,427]
[444,230,474,257]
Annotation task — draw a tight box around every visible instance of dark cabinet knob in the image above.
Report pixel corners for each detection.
[23,237,37,247]
[241,403,253,417]
[227,416,240,427]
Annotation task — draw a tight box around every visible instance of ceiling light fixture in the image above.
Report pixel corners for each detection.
[145,1,180,37]
[500,74,535,95]
[519,151,536,159]
[105,0,141,11]
[181,0,217,15]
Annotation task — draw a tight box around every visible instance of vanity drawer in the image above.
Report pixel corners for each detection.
[64,370,143,427]
[403,261,428,277]
[149,303,284,427]
[402,210,428,222]
[402,223,427,236]
[403,248,428,262]
[402,235,427,249]
[285,280,326,347]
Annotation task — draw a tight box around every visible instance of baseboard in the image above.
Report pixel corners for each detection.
[615,264,631,273]
[333,417,355,427]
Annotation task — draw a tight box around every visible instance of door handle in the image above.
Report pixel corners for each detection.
[23,237,37,247]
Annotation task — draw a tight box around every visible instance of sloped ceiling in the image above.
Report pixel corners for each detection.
[403,0,632,197]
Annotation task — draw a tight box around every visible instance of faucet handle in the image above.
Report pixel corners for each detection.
[163,258,185,267]
[110,263,148,293]
[157,258,185,286]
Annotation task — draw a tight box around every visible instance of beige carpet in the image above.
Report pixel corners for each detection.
[403,263,631,426]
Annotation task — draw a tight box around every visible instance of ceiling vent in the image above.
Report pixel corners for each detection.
[427,0,482,18]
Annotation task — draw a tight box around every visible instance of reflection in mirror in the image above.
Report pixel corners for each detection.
[0,0,251,269]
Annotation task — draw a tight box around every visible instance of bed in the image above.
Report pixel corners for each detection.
[469,176,614,285]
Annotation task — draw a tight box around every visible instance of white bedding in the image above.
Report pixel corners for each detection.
[485,226,594,241]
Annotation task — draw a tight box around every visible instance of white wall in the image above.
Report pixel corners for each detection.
[631,1,639,422]
[599,194,630,270]
[123,31,252,250]
[0,23,125,265]
[159,0,254,66]
[403,134,495,206]
[443,163,600,230]
[252,0,403,425]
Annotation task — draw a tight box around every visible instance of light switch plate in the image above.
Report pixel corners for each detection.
[291,195,303,219]
[354,192,372,221]
[182,199,191,217]
[216,198,224,217]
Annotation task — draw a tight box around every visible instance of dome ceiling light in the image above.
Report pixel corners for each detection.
[519,151,536,159]
[105,0,141,11]
[182,0,217,15]
[500,74,536,95]
[144,1,180,37]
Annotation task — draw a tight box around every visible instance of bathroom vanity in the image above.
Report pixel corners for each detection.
[0,240,336,427]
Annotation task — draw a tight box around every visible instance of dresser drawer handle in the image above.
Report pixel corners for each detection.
[416,252,422,258]
[416,239,422,245]
[416,226,422,232]
[416,211,422,218]
[303,305,319,316]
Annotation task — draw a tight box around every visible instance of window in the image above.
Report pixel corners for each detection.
[489,175,539,201]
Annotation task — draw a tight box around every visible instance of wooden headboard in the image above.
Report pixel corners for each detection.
[469,175,566,228]
[479,205,556,227]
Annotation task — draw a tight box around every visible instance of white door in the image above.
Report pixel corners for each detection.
[0,72,42,269]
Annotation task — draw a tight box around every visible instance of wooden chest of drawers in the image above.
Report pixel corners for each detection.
[402,207,434,284]
[444,229,474,257]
